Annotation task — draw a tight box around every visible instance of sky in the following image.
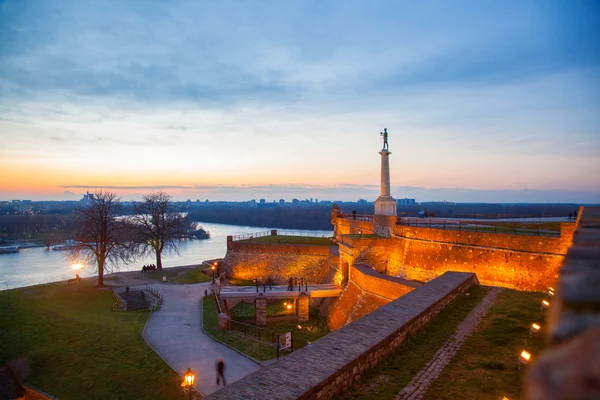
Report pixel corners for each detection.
[0,0,599,203]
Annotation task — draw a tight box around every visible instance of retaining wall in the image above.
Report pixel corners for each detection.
[222,242,334,284]
[204,272,478,400]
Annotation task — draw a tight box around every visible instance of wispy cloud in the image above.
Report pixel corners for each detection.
[0,0,599,202]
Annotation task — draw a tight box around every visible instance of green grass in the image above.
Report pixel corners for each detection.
[202,296,329,361]
[238,235,333,245]
[342,285,489,400]
[230,299,298,319]
[135,265,211,284]
[424,289,546,400]
[0,281,183,400]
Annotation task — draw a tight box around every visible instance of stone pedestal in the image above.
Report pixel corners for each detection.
[375,149,396,216]
[218,313,231,331]
[298,294,310,322]
[255,295,267,325]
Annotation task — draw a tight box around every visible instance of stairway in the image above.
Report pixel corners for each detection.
[119,290,149,311]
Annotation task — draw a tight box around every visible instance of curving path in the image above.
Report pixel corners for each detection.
[143,282,261,397]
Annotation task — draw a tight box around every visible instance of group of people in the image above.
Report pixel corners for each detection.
[287,276,307,291]
[141,264,157,272]
[568,211,579,221]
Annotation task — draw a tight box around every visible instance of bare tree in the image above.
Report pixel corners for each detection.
[131,191,188,270]
[68,191,132,286]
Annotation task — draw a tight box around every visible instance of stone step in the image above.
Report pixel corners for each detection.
[119,290,149,311]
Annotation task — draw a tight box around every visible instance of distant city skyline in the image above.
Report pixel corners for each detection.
[1,1,599,203]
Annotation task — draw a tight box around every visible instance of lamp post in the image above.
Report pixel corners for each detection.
[211,265,215,283]
[181,367,195,400]
[72,263,83,280]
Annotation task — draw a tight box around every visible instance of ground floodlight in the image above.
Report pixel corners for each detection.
[530,323,541,337]
[518,350,531,370]
[541,300,550,310]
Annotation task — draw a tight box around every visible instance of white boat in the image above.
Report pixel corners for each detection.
[52,239,79,251]
[0,245,19,254]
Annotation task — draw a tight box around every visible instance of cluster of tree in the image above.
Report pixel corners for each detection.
[68,191,200,286]
[187,205,341,230]
[0,214,77,241]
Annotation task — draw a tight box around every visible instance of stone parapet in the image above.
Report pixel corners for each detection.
[204,272,478,400]
[527,206,600,399]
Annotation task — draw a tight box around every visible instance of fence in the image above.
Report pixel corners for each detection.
[338,213,374,222]
[145,285,164,311]
[396,218,561,237]
[231,230,333,244]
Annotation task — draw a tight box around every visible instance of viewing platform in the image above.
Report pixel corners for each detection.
[218,284,342,300]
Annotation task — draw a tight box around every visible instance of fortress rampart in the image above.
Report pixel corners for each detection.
[334,215,576,291]
[204,272,478,400]
[222,240,335,284]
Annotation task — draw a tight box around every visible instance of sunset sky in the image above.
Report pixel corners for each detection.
[1,1,599,203]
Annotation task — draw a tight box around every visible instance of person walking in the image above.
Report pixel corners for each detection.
[216,357,226,386]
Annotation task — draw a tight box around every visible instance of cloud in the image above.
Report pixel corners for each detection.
[0,1,599,202]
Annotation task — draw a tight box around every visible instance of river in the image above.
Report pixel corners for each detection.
[0,222,332,290]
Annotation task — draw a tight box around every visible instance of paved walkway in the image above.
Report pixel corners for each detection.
[143,282,261,397]
[395,287,503,400]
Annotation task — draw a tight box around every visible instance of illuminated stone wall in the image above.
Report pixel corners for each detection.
[204,272,478,400]
[328,264,417,331]
[333,216,577,292]
[222,242,334,284]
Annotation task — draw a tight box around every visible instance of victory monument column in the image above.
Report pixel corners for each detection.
[375,128,397,216]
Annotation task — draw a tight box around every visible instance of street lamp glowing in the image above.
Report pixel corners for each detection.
[286,305,292,310]
[182,367,195,387]
[72,264,83,272]
[547,289,554,297]
[297,325,302,330]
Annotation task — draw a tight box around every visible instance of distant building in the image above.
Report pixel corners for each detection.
[80,192,95,206]
[397,198,416,206]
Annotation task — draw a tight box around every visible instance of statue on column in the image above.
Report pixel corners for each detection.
[380,128,389,150]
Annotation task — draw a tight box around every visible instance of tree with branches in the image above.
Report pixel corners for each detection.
[68,191,133,287]
[131,191,189,270]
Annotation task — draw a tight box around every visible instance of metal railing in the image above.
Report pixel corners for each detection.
[396,218,561,237]
[229,319,280,345]
[145,285,164,311]
[338,213,374,222]
[232,230,333,244]
[111,290,122,311]
[231,231,273,241]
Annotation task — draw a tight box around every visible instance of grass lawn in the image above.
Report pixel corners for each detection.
[342,285,489,400]
[133,265,211,284]
[239,235,333,246]
[202,296,329,361]
[0,281,183,400]
[424,289,546,400]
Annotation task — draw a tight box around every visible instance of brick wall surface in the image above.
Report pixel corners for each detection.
[204,272,477,400]
[342,234,567,291]
[393,224,573,255]
[222,244,334,283]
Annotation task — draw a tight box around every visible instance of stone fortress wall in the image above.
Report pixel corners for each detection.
[335,215,576,291]
[204,272,479,400]
[221,238,336,284]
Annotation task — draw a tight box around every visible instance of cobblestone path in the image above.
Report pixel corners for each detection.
[395,287,503,400]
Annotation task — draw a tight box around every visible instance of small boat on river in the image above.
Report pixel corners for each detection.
[0,245,19,254]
